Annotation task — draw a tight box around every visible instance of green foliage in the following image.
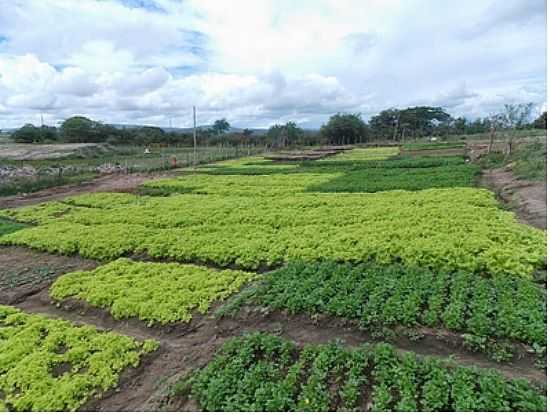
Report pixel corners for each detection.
[0,173,97,197]
[266,122,304,147]
[249,261,546,351]
[183,332,546,412]
[11,124,58,143]
[1,185,545,277]
[50,258,256,326]
[533,111,546,129]
[480,139,546,181]
[212,119,230,135]
[401,142,465,151]
[0,217,26,237]
[369,106,451,140]
[307,164,479,193]
[320,113,368,145]
[0,305,158,411]
[322,147,399,161]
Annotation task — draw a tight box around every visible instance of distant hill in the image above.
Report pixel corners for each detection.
[109,123,272,136]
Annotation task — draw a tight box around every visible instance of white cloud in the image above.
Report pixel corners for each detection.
[0,0,546,128]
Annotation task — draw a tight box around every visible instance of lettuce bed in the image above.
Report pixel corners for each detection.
[50,259,256,325]
[1,186,545,277]
[0,305,158,411]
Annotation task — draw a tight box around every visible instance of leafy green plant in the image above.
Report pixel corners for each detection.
[1,186,544,278]
[182,332,546,412]
[248,261,546,354]
[0,305,158,411]
[50,259,256,326]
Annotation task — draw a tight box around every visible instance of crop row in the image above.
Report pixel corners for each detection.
[1,187,545,277]
[181,332,546,411]
[401,142,466,151]
[197,155,470,176]
[245,261,546,350]
[307,164,479,193]
[322,147,400,161]
[0,305,158,411]
[50,258,255,326]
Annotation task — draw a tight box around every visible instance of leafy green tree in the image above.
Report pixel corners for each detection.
[368,108,400,140]
[453,117,467,135]
[61,116,104,142]
[533,111,546,129]
[212,118,230,135]
[368,106,451,140]
[12,124,42,143]
[267,122,304,147]
[320,113,367,145]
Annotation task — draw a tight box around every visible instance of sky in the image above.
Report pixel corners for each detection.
[0,0,546,129]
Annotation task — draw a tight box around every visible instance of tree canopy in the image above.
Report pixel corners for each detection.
[212,118,230,135]
[533,111,547,129]
[320,113,367,145]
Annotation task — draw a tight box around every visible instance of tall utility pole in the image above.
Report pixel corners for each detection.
[40,114,44,142]
[193,106,197,167]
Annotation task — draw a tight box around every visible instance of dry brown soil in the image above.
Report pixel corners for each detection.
[0,171,174,209]
[0,246,97,304]
[481,165,546,230]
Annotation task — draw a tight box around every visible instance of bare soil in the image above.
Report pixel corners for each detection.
[265,147,349,161]
[0,171,174,209]
[0,246,98,304]
[400,148,466,157]
[0,143,103,161]
[12,289,546,411]
[481,165,547,230]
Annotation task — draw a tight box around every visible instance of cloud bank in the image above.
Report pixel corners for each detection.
[0,0,546,128]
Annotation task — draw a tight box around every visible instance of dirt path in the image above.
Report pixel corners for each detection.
[481,165,546,230]
[11,289,545,411]
[0,171,174,209]
[0,246,98,304]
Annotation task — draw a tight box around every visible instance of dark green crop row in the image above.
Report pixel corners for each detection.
[308,164,479,193]
[187,154,480,193]
[401,142,466,151]
[0,218,27,237]
[241,261,546,351]
[180,332,546,412]
[194,155,469,177]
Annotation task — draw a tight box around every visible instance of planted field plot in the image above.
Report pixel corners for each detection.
[321,146,400,161]
[0,147,546,411]
[0,305,158,411]
[50,258,255,325]
[229,261,546,362]
[179,332,546,412]
[0,187,543,277]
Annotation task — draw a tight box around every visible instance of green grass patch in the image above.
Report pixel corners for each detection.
[0,173,97,197]
[480,140,546,181]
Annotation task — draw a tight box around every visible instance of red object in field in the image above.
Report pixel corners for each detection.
[171,157,177,168]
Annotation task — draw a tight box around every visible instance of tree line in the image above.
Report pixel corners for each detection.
[10,105,546,147]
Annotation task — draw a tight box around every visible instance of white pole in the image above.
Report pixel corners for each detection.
[193,106,197,167]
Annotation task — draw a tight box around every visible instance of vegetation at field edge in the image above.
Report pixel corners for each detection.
[177,332,546,412]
